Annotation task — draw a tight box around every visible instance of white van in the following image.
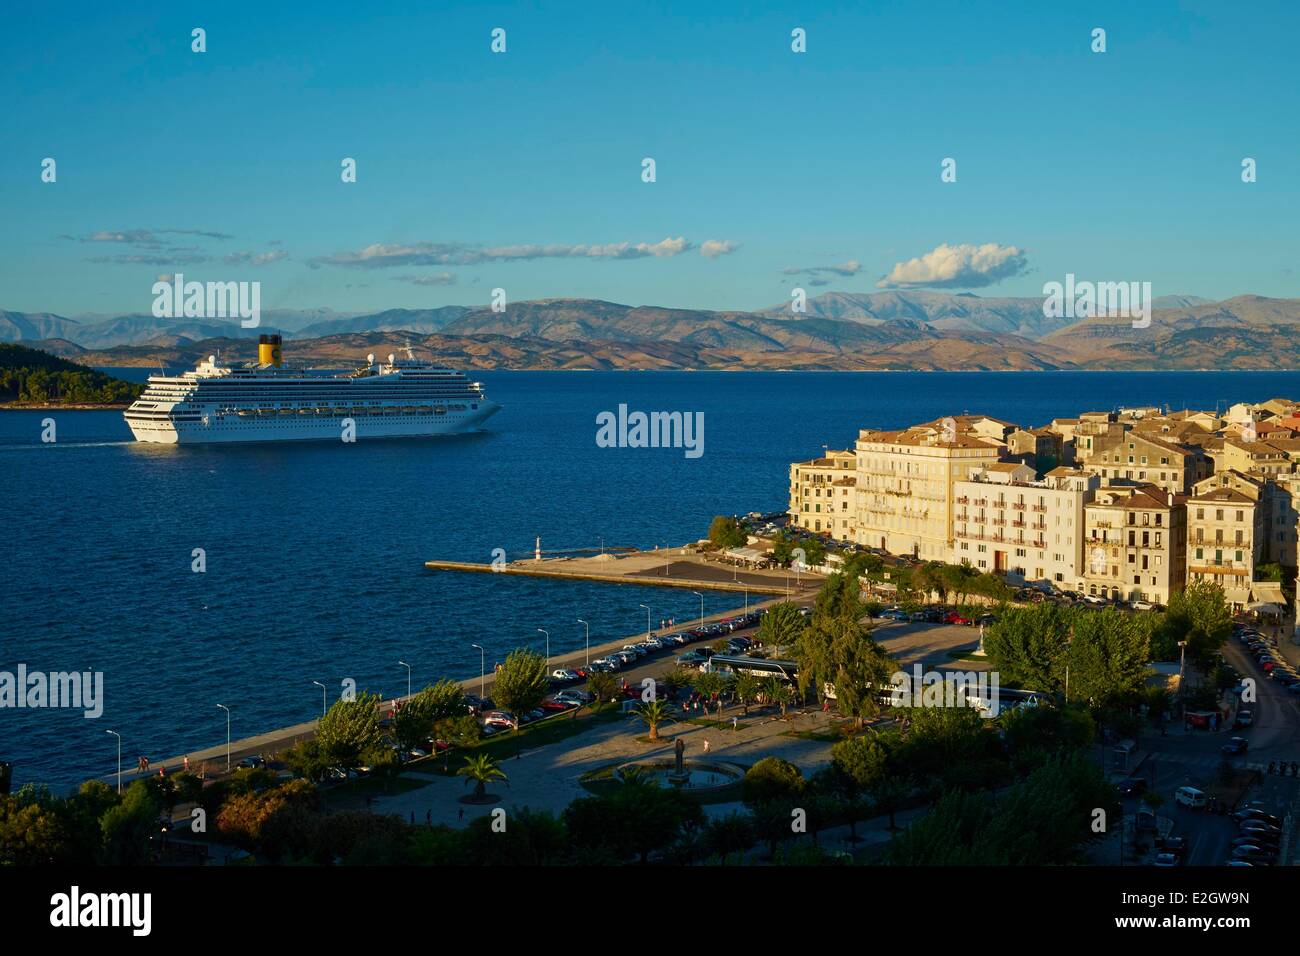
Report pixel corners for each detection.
[1175,786,1206,809]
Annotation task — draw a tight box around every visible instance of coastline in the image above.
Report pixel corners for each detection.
[0,403,131,411]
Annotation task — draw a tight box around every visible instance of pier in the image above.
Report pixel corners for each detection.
[423,544,820,597]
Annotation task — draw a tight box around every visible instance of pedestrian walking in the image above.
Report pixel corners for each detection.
[458,807,464,821]
[732,716,738,732]
[703,739,711,753]
[183,755,190,772]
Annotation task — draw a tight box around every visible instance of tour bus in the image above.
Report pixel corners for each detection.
[701,655,798,681]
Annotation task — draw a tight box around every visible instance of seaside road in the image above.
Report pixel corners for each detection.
[96,594,795,789]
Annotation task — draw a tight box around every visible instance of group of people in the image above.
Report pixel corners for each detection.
[134,754,194,777]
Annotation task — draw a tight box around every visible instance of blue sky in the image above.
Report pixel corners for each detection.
[2,0,1297,316]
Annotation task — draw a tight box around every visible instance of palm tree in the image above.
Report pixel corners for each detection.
[633,699,676,741]
[764,677,794,717]
[456,753,507,800]
[733,673,761,715]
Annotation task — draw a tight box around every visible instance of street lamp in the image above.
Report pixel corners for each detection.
[106,730,122,794]
[312,681,326,717]
[538,628,549,667]
[639,604,651,637]
[216,704,231,772]
[692,591,704,628]
[471,644,486,699]
[577,619,590,667]
[398,660,412,701]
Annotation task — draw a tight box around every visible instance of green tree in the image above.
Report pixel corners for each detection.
[585,671,619,716]
[457,754,507,800]
[702,810,756,865]
[733,672,761,715]
[828,631,895,728]
[793,570,877,707]
[708,515,747,549]
[771,530,796,568]
[633,699,675,741]
[461,806,569,865]
[1160,580,1232,673]
[692,671,729,716]
[566,783,703,864]
[757,601,807,649]
[1067,608,1153,706]
[765,677,795,717]
[99,780,162,865]
[492,648,550,727]
[282,738,333,783]
[315,691,382,773]
[393,679,467,751]
[742,756,806,807]
[983,602,1072,693]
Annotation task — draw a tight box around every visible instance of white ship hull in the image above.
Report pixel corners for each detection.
[128,403,499,444]
[125,348,501,445]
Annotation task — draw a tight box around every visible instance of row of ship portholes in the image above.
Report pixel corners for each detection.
[220,405,472,418]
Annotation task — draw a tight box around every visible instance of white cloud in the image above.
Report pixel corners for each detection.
[223,250,289,266]
[783,258,860,278]
[876,243,1028,289]
[391,272,457,286]
[311,237,713,268]
[700,239,741,259]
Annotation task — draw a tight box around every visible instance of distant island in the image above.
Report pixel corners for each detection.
[0,343,143,408]
[4,291,1300,372]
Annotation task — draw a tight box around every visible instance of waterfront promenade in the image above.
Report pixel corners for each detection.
[424,545,816,595]
[97,581,818,790]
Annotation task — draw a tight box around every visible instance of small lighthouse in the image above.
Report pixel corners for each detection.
[535,536,541,562]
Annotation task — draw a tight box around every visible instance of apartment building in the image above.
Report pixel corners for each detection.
[1082,485,1187,604]
[952,464,1098,587]
[854,419,1007,560]
[789,449,857,539]
[1083,430,1209,494]
[1270,475,1300,568]
[1006,427,1069,473]
[1217,437,1297,478]
[1186,471,1267,609]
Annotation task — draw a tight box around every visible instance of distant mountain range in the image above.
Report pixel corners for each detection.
[5,292,1299,371]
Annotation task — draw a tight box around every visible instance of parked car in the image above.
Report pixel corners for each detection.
[482,711,516,728]
[1240,819,1283,838]
[1234,709,1254,729]
[1174,786,1206,808]
[551,668,580,682]
[1235,807,1282,826]
[1221,737,1249,756]
[1231,845,1275,864]
[1131,600,1156,611]
[555,689,595,705]
[1116,777,1147,797]
[945,611,973,626]
[1152,852,1180,867]
[621,645,647,659]
[540,698,572,712]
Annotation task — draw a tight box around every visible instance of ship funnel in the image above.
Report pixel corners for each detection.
[258,334,282,367]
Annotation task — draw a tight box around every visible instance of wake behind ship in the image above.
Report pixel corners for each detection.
[124,336,500,444]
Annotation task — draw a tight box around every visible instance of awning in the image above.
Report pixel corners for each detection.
[1250,582,1287,606]
[1246,601,1284,616]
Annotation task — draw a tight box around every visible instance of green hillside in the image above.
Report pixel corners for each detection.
[0,343,143,405]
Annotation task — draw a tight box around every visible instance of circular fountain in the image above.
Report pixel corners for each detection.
[614,759,744,791]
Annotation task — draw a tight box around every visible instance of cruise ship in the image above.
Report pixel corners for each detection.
[124,335,500,444]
